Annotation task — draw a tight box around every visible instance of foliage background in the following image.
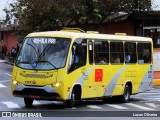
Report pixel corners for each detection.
[2,0,152,37]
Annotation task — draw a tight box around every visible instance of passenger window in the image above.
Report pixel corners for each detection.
[125,42,137,64]
[68,38,87,72]
[110,42,124,64]
[88,40,93,64]
[94,41,109,64]
[137,43,152,64]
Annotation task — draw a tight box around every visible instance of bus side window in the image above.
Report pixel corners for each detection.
[110,42,124,64]
[125,42,137,64]
[76,44,86,65]
[68,39,87,73]
[137,42,151,64]
[88,40,93,64]
[94,40,109,64]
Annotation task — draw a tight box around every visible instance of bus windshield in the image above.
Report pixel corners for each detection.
[15,37,71,70]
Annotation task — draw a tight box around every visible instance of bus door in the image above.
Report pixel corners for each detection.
[67,38,90,97]
[79,39,102,98]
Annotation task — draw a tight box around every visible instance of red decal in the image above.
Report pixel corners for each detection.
[95,69,103,82]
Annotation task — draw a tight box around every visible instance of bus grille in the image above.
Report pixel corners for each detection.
[19,73,53,78]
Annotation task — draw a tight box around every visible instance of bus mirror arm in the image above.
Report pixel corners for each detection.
[18,40,23,44]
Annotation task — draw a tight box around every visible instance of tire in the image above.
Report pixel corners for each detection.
[120,85,131,103]
[66,90,76,108]
[24,98,34,107]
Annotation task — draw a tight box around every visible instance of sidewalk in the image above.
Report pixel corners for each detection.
[0,59,14,66]
[0,56,14,66]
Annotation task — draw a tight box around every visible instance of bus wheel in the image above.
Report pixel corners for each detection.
[24,98,34,107]
[120,85,130,103]
[66,90,76,108]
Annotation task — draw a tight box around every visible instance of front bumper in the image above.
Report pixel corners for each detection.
[13,85,61,100]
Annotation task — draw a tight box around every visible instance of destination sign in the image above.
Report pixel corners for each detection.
[33,38,56,44]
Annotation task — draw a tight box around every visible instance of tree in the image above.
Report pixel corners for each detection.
[3,0,152,37]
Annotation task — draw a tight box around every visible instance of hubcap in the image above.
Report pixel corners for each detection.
[124,88,129,100]
[72,93,75,101]
[71,93,75,106]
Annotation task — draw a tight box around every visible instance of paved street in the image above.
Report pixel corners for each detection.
[0,61,160,118]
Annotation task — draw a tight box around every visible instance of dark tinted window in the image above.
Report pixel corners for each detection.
[68,38,87,72]
[125,42,137,64]
[110,42,124,64]
[94,41,109,64]
[137,42,152,64]
[88,40,93,64]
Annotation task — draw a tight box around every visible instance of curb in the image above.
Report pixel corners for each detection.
[152,86,160,89]
[4,61,14,66]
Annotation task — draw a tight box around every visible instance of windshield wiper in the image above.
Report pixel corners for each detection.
[37,43,53,61]
[36,60,58,69]
[26,40,39,57]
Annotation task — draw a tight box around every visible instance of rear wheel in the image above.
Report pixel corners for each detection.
[120,85,131,103]
[24,98,34,107]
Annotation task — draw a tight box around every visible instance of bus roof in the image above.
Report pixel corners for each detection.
[26,31,152,42]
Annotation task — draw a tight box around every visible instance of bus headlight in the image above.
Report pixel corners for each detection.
[13,80,21,85]
[55,83,60,87]
[13,80,17,85]
[51,82,63,87]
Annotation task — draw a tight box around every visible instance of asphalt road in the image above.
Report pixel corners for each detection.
[0,61,160,119]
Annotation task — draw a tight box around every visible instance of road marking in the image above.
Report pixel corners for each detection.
[5,73,12,76]
[133,95,160,100]
[140,100,160,102]
[135,93,160,95]
[145,103,156,108]
[65,107,77,110]
[106,104,129,109]
[87,105,103,109]
[0,60,5,62]
[0,80,11,83]
[126,103,155,110]
[33,100,41,105]
[53,101,63,104]
[2,102,20,108]
[0,84,6,88]
[133,97,160,100]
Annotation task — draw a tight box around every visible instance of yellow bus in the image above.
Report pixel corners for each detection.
[11,28,153,108]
